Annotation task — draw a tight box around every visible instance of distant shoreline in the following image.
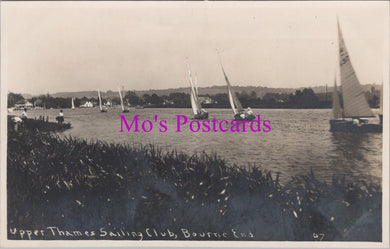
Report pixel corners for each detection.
[9,84,381,110]
[18,83,383,99]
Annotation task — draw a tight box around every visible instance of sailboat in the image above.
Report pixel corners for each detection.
[187,63,208,120]
[329,19,382,132]
[118,87,129,113]
[71,98,75,110]
[218,56,255,121]
[98,89,107,112]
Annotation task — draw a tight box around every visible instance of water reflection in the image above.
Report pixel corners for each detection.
[329,132,382,184]
[331,132,369,161]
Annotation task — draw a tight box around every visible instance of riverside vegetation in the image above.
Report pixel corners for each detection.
[7,117,382,241]
[8,87,382,110]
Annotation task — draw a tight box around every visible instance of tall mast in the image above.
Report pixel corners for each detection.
[118,86,125,111]
[186,60,201,114]
[217,51,243,114]
[98,89,103,111]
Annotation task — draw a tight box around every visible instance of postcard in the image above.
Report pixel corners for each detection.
[0,1,389,248]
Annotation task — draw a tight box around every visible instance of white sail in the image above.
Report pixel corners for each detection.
[194,75,199,96]
[187,61,202,115]
[332,77,342,119]
[71,98,75,109]
[98,89,103,111]
[190,89,198,115]
[338,20,374,117]
[188,70,197,114]
[220,63,244,114]
[118,87,125,111]
[227,84,237,114]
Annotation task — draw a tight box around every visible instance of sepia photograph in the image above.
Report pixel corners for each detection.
[0,1,389,247]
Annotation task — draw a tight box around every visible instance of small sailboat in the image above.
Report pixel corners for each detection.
[118,87,129,113]
[187,62,208,120]
[71,98,75,110]
[98,89,107,112]
[218,55,255,121]
[329,19,382,132]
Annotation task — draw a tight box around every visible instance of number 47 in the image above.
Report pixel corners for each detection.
[313,233,325,241]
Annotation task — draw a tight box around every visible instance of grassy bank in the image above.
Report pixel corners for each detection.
[7,118,381,241]
[9,116,71,132]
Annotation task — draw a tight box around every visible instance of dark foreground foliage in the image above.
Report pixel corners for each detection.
[9,116,71,133]
[7,119,381,241]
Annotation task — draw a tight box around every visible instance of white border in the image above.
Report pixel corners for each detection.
[0,1,389,248]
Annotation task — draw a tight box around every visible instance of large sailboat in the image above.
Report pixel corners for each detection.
[218,57,255,121]
[330,19,382,132]
[118,87,129,113]
[98,89,107,112]
[187,63,208,120]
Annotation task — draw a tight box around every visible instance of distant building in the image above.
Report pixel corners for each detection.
[14,101,33,110]
[80,101,93,108]
[198,96,213,105]
[163,100,174,105]
[104,100,112,107]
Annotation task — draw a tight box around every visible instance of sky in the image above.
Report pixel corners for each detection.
[1,1,389,95]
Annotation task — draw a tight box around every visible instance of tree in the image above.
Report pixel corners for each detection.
[124,91,141,106]
[213,93,229,108]
[8,92,24,108]
[150,94,162,105]
[143,94,151,105]
[168,92,190,108]
[111,97,121,105]
[293,88,319,108]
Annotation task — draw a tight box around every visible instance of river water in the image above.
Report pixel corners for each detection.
[22,107,382,185]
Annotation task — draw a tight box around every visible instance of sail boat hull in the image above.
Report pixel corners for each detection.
[330,119,382,133]
[234,113,256,121]
[193,112,209,120]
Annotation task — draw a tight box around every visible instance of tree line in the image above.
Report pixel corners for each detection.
[8,88,381,109]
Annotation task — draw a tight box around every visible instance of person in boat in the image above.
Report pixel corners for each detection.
[12,116,23,123]
[247,107,253,115]
[359,118,368,124]
[353,118,368,126]
[56,110,64,123]
[12,116,23,131]
[20,108,28,121]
